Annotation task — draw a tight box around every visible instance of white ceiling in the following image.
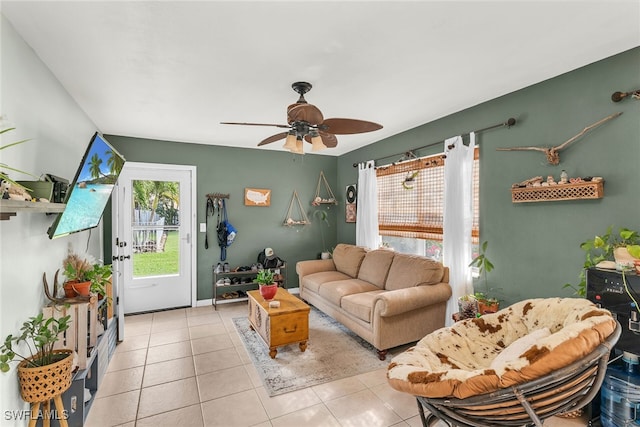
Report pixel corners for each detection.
[3,1,639,156]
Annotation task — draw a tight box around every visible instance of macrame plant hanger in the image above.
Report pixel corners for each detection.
[284,190,310,226]
[312,171,338,206]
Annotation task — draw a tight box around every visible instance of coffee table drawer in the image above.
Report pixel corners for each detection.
[269,312,308,347]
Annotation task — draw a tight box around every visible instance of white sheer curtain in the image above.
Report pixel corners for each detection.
[443,133,476,326]
[356,160,379,249]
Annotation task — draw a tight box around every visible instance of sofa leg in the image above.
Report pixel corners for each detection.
[377,349,388,360]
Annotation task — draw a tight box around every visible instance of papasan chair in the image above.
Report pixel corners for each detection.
[387,297,620,427]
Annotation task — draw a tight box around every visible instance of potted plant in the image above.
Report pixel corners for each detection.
[256,269,278,301]
[469,241,500,314]
[62,250,93,297]
[313,209,331,259]
[0,126,38,192]
[0,313,73,405]
[87,263,112,303]
[565,226,640,296]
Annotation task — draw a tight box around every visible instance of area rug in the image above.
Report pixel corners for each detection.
[233,307,389,396]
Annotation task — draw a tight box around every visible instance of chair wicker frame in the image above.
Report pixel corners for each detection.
[415,322,621,427]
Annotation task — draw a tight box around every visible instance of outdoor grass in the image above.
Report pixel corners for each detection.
[133,231,179,277]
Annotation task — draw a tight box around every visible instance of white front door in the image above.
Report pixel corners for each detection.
[113,162,196,318]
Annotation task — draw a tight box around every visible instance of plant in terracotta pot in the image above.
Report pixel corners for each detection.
[256,269,278,301]
[62,250,93,297]
[565,226,640,296]
[1,313,73,407]
[469,241,500,314]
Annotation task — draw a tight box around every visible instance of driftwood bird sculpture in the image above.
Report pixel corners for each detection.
[496,112,622,165]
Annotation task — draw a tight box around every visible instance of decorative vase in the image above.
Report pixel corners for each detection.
[71,281,91,297]
[17,349,73,403]
[259,284,278,301]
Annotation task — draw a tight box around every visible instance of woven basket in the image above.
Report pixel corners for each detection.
[17,349,73,403]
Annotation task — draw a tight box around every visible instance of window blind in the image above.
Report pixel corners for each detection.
[377,149,479,242]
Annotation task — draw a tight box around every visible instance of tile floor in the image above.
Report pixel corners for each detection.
[85,301,591,427]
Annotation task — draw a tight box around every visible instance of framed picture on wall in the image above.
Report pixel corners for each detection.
[345,184,357,222]
[244,188,271,206]
[346,203,356,223]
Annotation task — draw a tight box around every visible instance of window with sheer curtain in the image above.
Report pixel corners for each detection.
[377,149,479,259]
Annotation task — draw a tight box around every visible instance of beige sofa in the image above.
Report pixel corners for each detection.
[296,243,451,360]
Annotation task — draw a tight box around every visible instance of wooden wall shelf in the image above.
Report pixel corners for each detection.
[0,199,65,220]
[511,181,604,203]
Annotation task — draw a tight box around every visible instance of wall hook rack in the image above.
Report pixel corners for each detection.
[206,193,229,200]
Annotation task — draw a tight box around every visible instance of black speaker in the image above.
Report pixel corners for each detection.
[346,184,357,204]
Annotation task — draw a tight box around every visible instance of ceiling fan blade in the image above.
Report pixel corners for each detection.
[258,132,288,146]
[303,132,338,148]
[320,118,383,135]
[320,132,338,148]
[221,121,290,129]
[287,104,324,125]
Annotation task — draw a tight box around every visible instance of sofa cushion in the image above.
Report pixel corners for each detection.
[301,271,353,294]
[332,244,367,277]
[318,279,381,307]
[385,253,445,291]
[357,250,395,288]
[341,290,385,323]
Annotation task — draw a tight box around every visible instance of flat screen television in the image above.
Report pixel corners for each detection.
[48,132,125,239]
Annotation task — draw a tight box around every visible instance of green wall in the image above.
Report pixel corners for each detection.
[104,136,338,301]
[337,47,640,306]
[104,47,639,307]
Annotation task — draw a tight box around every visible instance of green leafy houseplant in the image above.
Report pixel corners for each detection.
[255,269,275,286]
[0,313,71,372]
[62,251,93,283]
[87,263,112,302]
[468,241,500,313]
[0,126,38,189]
[313,209,331,256]
[565,226,640,296]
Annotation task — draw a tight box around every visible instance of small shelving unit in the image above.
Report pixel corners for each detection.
[511,181,604,203]
[36,297,114,426]
[312,171,338,206]
[212,265,286,309]
[0,199,65,220]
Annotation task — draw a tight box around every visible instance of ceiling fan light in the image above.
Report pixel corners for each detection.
[292,138,304,155]
[311,134,327,152]
[283,132,297,150]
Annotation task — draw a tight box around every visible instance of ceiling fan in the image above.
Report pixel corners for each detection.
[221,81,383,153]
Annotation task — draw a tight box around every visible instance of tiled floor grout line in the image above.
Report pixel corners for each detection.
[86,305,593,426]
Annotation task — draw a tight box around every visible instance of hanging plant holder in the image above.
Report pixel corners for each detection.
[402,171,419,190]
[284,190,310,226]
[312,171,338,206]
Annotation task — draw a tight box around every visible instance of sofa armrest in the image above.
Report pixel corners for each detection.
[296,259,336,278]
[374,283,452,317]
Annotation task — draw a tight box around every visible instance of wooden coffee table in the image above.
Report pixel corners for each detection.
[247,288,310,358]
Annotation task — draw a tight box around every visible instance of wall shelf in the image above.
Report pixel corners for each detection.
[511,181,604,203]
[0,199,65,220]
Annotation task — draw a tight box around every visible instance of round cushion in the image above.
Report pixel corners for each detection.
[387,297,616,399]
